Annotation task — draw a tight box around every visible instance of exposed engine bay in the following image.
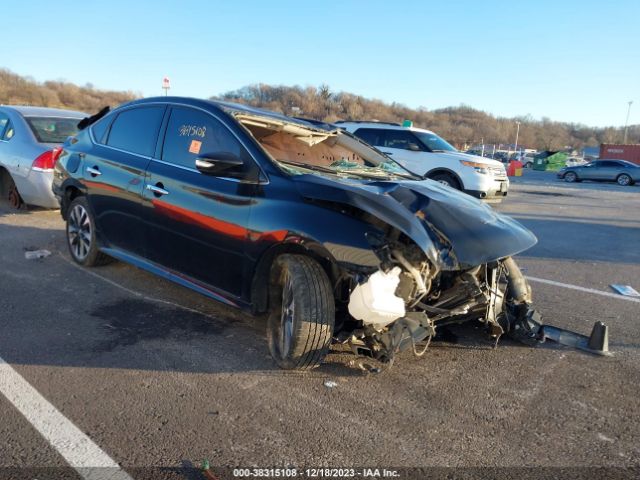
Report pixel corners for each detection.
[340,246,541,365]
[233,111,610,365]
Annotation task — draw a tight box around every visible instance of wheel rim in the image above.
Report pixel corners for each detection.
[8,185,21,209]
[68,204,92,261]
[618,175,630,186]
[566,173,576,182]
[279,273,295,356]
[437,179,451,187]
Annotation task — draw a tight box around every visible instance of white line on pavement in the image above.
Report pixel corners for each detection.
[526,276,640,304]
[0,355,133,480]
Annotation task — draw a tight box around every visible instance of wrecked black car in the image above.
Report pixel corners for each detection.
[53,97,551,370]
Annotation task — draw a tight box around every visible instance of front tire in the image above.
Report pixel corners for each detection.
[429,173,461,190]
[564,171,578,183]
[617,174,632,186]
[66,196,112,266]
[267,255,335,370]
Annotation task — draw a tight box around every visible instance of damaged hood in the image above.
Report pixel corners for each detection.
[295,174,537,270]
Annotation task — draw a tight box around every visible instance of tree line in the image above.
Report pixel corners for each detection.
[0,68,136,115]
[1,69,636,151]
[216,84,639,151]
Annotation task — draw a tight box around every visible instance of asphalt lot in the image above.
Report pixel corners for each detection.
[1,170,639,479]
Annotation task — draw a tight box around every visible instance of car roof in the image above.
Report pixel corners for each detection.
[0,105,87,118]
[122,97,337,132]
[335,120,436,134]
[600,159,638,165]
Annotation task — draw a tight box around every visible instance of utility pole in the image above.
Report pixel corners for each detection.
[623,101,633,143]
[514,121,521,158]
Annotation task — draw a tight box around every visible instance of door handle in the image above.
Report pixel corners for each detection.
[382,151,394,155]
[146,183,169,196]
[86,166,101,176]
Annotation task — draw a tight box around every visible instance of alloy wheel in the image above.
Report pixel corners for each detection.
[68,204,92,261]
[617,174,631,186]
[280,272,295,356]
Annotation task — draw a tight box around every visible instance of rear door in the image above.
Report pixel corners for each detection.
[141,106,256,297]
[598,160,623,180]
[84,105,166,255]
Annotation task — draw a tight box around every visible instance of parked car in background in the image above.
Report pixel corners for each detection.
[557,159,639,186]
[337,121,508,201]
[565,157,587,167]
[521,152,537,168]
[52,97,539,369]
[0,106,86,208]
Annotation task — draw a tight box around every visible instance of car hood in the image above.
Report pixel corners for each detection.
[294,174,536,270]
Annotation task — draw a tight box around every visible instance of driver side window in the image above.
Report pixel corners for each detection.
[381,130,423,151]
[161,107,243,169]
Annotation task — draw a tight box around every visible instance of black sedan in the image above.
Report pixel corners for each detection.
[53,97,542,370]
[557,159,639,186]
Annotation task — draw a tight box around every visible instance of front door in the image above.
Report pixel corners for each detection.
[141,106,256,298]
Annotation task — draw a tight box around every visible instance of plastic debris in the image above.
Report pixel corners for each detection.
[24,249,51,260]
[610,284,640,297]
[323,380,338,388]
[348,267,406,329]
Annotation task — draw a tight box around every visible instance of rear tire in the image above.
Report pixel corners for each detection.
[66,196,112,267]
[429,173,461,190]
[3,174,25,209]
[267,255,334,370]
[617,174,632,186]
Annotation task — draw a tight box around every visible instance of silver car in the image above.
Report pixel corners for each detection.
[557,159,640,186]
[0,106,87,208]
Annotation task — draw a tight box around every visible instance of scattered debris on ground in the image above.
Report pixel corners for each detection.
[610,284,640,297]
[24,249,51,260]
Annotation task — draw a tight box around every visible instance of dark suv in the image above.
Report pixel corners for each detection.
[53,97,540,370]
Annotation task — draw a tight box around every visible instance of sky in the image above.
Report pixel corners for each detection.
[1,0,639,127]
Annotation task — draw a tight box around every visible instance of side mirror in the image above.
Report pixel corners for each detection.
[408,143,421,152]
[195,152,244,175]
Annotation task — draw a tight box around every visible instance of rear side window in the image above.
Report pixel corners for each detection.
[161,107,244,169]
[599,161,620,168]
[0,113,8,139]
[3,121,15,141]
[107,106,165,157]
[25,117,80,143]
[91,116,112,144]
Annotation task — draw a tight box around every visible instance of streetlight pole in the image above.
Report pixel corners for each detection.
[514,121,521,158]
[623,101,633,144]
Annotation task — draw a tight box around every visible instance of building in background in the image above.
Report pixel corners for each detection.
[582,146,600,161]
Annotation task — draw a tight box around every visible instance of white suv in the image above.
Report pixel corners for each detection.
[337,121,509,201]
